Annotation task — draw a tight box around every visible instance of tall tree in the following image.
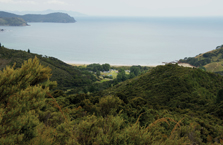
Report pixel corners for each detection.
[102,63,110,71]
[96,70,101,78]
[130,66,141,76]
[0,56,57,144]
[216,89,223,103]
[117,68,128,82]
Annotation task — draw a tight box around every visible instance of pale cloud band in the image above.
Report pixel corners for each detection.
[0,0,67,5]
[0,0,36,4]
[0,0,223,16]
[46,0,67,5]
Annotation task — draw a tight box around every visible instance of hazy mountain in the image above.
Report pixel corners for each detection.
[9,9,87,17]
[0,11,76,23]
[0,17,28,26]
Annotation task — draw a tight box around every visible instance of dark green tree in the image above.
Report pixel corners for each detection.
[117,69,128,82]
[129,72,136,79]
[216,89,223,103]
[87,63,103,72]
[89,85,95,92]
[27,49,30,53]
[96,70,101,78]
[83,86,88,94]
[130,66,141,76]
[199,66,206,71]
[118,68,125,74]
[117,73,122,82]
[102,63,110,71]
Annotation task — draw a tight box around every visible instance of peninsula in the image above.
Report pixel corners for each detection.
[0,17,28,26]
[0,11,76,26]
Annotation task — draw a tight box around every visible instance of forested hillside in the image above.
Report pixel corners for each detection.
[0,46,96,90]
[104,64,223,111]
[1,45,223,144]
[1,56,223,144]
[69,64,223,144]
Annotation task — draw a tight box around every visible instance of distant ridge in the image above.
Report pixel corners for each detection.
[10,9,87,17]
[0,11,76,24]
[0,17,28,26]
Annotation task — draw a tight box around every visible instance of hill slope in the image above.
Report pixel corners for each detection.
[0,46,96,90]
[0,17,28,26]
[103,64,223,112]
[70,63,223,144]
[0,11,76,23]
[179,45,223,73]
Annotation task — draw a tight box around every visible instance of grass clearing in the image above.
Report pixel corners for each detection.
[95,79,112,83]
[204,62,223,72]
[101,70,118,79]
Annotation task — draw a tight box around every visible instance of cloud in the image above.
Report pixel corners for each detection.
[120,0,212,9]
[0,0,36,4]
[18,0,36,4]
[46,0,67,5]
[0,0,14,3]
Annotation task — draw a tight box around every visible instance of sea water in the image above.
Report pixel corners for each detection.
[0,16,223,66]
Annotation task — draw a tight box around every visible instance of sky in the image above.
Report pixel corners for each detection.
[0,0,223,17]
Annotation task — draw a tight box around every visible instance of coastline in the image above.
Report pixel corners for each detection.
[67,63,159,67]
[67,62,194,68]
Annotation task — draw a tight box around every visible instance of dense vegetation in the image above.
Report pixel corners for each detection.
[79,63,111,72]
[104,64,223,114]
[0,46,96,90]
[116,65,150,82]
[73,64,151,94]
[0,11,76,24]
[0,46,149,95]
[1,54,223,144]
[67,64,223,144]
[0,17,28,26]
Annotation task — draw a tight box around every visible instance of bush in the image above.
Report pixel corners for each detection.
[216,89,223,103]
[0,57,57,144]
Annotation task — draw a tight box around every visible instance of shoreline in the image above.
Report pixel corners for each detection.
[67,62,194,68]
[67,63,160,67]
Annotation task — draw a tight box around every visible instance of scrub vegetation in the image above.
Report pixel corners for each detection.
[0,46,223,144]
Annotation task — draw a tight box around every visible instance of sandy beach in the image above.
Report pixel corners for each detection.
[68,63,159,67]
[68,63,194,68]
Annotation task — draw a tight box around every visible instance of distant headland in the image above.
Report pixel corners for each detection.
[0,17,28,26]
[0,11,76,26]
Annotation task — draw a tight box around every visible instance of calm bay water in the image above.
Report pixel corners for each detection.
[0,17,223,65]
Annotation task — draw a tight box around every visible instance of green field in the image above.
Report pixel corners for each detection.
[204,62,223,72]
[101,70,119,78]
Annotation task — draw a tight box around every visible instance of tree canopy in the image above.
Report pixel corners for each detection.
[0,56,57,144]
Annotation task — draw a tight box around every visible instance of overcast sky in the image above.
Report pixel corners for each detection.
[0,0,223,17]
